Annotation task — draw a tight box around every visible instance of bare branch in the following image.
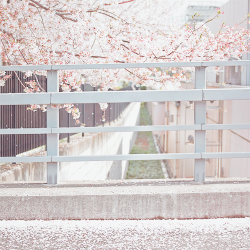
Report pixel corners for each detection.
[118,0,135,4]
[29,0,78,22]
[29,0,49,11]
[91,56,107,58]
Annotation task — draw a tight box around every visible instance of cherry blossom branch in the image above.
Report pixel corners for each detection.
[125,68,147,82]
[13,71,26,88]
[29,0,78,22]
[29,0,49,10]
[118,0,135,4]
[166,11,222,57]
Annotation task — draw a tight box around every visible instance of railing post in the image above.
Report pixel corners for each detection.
[47,70,59,184]
[194,67,206,182]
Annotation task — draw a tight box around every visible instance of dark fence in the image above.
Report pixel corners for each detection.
[0,71,132,157]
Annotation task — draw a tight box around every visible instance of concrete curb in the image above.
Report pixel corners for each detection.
[0,179,250,220]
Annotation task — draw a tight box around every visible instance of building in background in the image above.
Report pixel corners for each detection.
[185,0,229,23]
[168,0,229,24]
[206,0,250,86]
[149,0,250,179]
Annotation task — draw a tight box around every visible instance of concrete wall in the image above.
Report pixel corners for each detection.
[0,162,46,182]
[206,0,249,33]
[0,102,140,182]
[147,102,165,147]
[59,102,140,181]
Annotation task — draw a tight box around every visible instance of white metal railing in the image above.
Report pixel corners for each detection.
[0,61,250,184]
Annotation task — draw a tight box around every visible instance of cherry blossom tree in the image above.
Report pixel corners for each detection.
[0,0,249,122]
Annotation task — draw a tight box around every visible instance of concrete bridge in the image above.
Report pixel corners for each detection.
[1,61,250,248]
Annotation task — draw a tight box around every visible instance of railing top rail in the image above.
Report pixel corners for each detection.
[1,60,250,71]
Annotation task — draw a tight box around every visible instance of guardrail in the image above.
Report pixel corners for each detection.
[0,73,131,157]
[0,61,250,184]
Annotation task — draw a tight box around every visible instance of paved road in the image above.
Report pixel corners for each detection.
[0,218,249,249]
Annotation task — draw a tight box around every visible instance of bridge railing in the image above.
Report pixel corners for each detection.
[0,61,250,184]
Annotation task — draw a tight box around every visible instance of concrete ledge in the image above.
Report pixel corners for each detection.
[0,178,250,220]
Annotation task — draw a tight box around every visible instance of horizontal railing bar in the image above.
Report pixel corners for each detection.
[52,125,202,133]
[52,153,201,161]
[202,124,250,130]
[0,128,51,135]
[0,123,249,134]
[0,61,250,71]
[201,61,250,67]
[0,93,50,105]
[0,157,51,163]
[51,90,202,104]
[202,152,250,159]
[52,62,205,70]
[1,152,250,163]
[1,89,249,106]
[203,89,250,101]
[0,65,52,71]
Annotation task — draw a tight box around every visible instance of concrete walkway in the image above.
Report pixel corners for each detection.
[0,218,249,249]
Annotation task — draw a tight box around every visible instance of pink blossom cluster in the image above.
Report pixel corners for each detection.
[0,71,11,86]
[24,80,40,93]
[0,0,249,123]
